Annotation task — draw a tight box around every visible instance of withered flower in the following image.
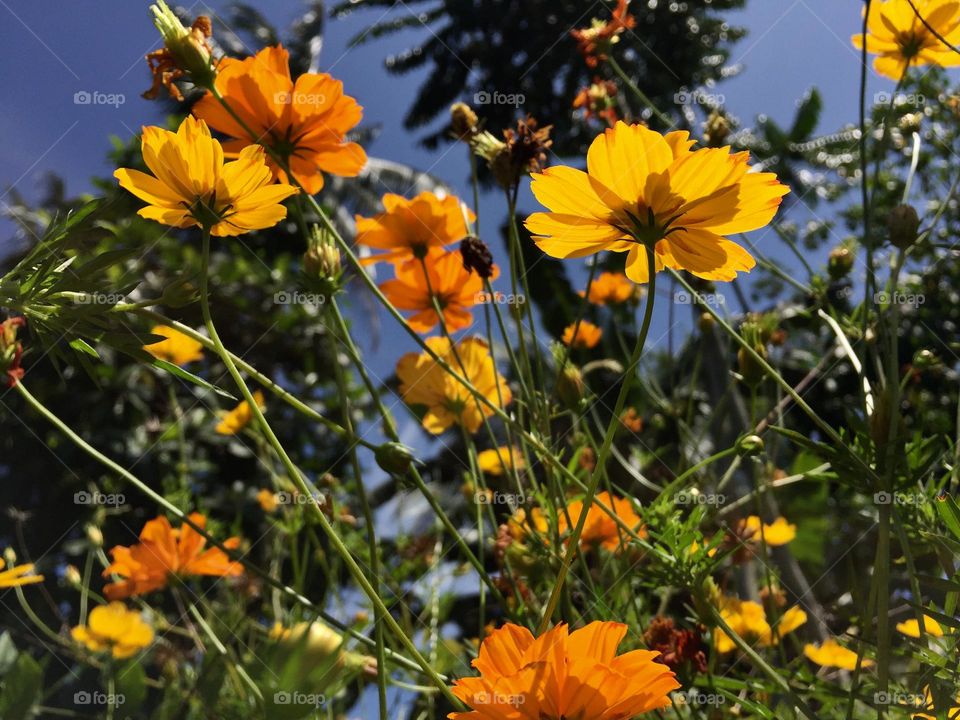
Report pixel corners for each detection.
[643,616,708,674]
[459,236,495,280]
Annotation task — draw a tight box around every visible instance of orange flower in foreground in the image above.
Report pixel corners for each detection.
[560,491,646,551]
[103,513,243,599]
[562,320,603,349]
[356,191,475,267]
[526,122,789,283]
[193,45,366,194]
[397,337,511,434]
[449,621,679,719]
[380,249,498,333]
[582,271,637,305]
[116,116,297,237]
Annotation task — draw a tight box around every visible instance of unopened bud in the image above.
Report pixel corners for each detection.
[738,434,765,454]
[64,564,82,587]
[148,1,216,94]
[85,524,103,548]
[374,442,417,476]
[888,204,920,250]
[450,102,479,140]
[557,364,585,409]
[828,246,854,280]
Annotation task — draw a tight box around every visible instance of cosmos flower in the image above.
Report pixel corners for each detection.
[257,488,279,513]
[573,78,620,126]
[912,687,960,720]
[852,0,960,80]
[192,45,366,193]
[0,555,43,588]
[448,621,680,719]
[103,513,243,599]
[896,614,945,638]
[396,337,511,434]
[379,249,498,333]
[356,192,474,267]
[115,116,298,236]
[526,122,789,283]
[581,271,637,305]
[476,446,526,476]
[570,0,636,68]
[803,638,872,670]
[558,491,646,552]
[562,320,603,349]
[713,596,807,653]
[72,603,154,659]
[742,515,797,546]
[216,390,266,435]
[143,324,204,366]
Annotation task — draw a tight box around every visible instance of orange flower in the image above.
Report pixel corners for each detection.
[559,491,646,552]
[449,621,679,719]
[526,122,789,283]
[143,324,204,366]
[380,249,498,333]
[397,337,511,434]
[562,320,602,349]
[570,0,636,68]
[573,78,620,126]
[356,191,475,267]
[102,513,243,599]
[215,390,266,435]
[192,45,366,194]
[581,271,637,305]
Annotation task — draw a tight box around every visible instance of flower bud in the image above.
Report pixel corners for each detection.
[888,204,920,250]
[146,2,216,98]
[557,364,585,409]
[738,434,765,454]
[450,102,479,140]
[374,442,417,476]
[85,524,103,548]
[828,246,854,280]
[64,565,82,587]
[703,110,731,147]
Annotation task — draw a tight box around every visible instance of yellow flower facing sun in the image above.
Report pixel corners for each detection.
[397,337,511,434]
[448,621,680,720]
[804,638,872,670]
[216,390,266,435]
[853,0,960,80]
[116,116,298,237]
[72,602,154,659]
[143,324,204,366]
[526,121,789,283]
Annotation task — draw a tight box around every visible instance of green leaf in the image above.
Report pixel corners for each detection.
[0,652,42,720]
[114,660,147,715]
[69,338,101,360]
[151,359,237,401]
[936,494,960,541]
[790,88,822,142]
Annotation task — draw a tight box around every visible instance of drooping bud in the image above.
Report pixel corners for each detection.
[888,204,920,250]
[145,1,217,99]
[460,236,495,280]
[450,102,479,140]
[374,442,417,476]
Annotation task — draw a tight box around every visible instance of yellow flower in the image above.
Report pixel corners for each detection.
[562,320,603,349]
[476,446,525,476]
[115,116,297,237]
[581,271,637,304]
[0,556,43,588]
[804,638,872,670]
[216,390,266,435]
[257,488,279,513]
[896,614,945,638]
[912,686,960,719]
[449,621,680,720]
[71,603,154,659]
[397,337,511,434]
[714,596,806,653]
[852,0,960,80]
[143,324,204,366]
[743,515,796,546]
[526,121,789,283]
